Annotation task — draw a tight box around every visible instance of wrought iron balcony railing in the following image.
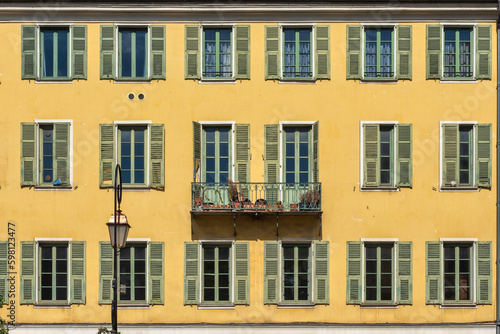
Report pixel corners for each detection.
[191,182,321,213]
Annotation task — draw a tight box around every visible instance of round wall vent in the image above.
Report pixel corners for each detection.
[128,93,135,100]
[138,93,145,101]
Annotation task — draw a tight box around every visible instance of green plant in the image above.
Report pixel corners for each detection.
[299,189,321,208]
[97,327,120,334]
[226,178,240,202]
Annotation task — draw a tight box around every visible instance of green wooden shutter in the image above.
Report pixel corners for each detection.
[346,25,362,80]
[397,241,412,305]
[346,242,361,304]
[0,242,8,303]
[476,123,491,188]
[265,26,280,80]
[149,242,164,305]
[99,124,115,188]
[264,241,279,304]
[149,124,165,188]
[54,123,70,186]
[315,25,330,79]
[234,242,249,305]
[313,121,319,183]
[21,25,37,80]
[425,241,441,304]
[397,25,412,80]
[235,25,250,80]
[100,25,115,79]
[20,241,35,304]
[70,241,85,304]
[99,242,113,304]
[151,25,166,80]
[397,124,412,187]
[21,122,37,187]
[442,124,458,187]
[314,241,329,304]
[235,124,250,184]
[193,122,201,182]
[184,242,199,305]
[71,25,87,79]
[264,124,279,204]
[363,124,379,187]
[426,25,441,79]
[476,25,492,80]
[185,25,200,79]
[476,241,492,304]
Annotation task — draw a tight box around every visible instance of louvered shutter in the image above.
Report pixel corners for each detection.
[265,26,280,80]
[363,124,379,187]
[313,121,319,183]
[193,122,201,182]
[185,25,200,79]
[99,242,113,304]
[346,241,361,304]
[397,242,412,305]
[314,241,329,304]
[0,242,8,303]
[264,241,279,304]
[442,124,458,187]
[397,124,412,187]
[476,241,491,304]
[476,25,491,80]
[150,25,166,80]
[234,242,249,305]
[21,122,36,186]
[425,241,441,304]
[149,242,164,305]
[235,124,250,185]
[426,25,441,79]
[149,124,164,188]
[476,124,491,188]
[315,25,330,79]
[264,125,279,204]
[235,25,250,79]
[21,25,37,79]
[20,241,35,304]
[184,242,199,305]
[70,241,85,304]
[397,26,412,80]
[54,123,70,186]
[346,25,362,80]
[99,124,115,188]
[71,25,87,79]
[100,25,115,79]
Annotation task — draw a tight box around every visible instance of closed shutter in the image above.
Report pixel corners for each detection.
[264,124,279,204]
[265,26,280,80]
[149,242,164,305]
[185,25,200,79]
[234,242,249,305]
[235,25,250,79]
[99,242,113,304]
[363,124,379,187]
[71,25,87,79]
[425,241,441,304]
[476,25,492,80]
[397,242,412,305]
[397,124,412,187]
[476,124,491,188]
[0,242,8,303]
[149,124,165,188]
[476,241,492,304]
[151,25,166,80]
[313,121,319,183]
[21,122,36,186]
[70,241,85,304]
[235,124,250,184]
[397,25,412,80]
[100,25,115,79]
[264,241,279,304]
[21,25,37,80]
[184,242,199,305]
[314,241,329,304]
[20,241,35,304]
[442,124,458,187]
[346,25,362,80]
[426,25,441,79]
[346,241,361,304]
[99,124,115,188]
[54,123,70,186]
[315,25,330,79]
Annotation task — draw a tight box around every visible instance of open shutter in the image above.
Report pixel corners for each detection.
[185,25,200,79]
[21,122,36,186]
[70,241,85,304]
[264,124,279,204]
[476,25,492,80]
[264,241,279,304]
[54,123,70,186]
[149,242,164,305]
[314,241,329,304]
[234,242,249,305]
[476,124,491,188]
[397,124,412,187]
[235,25,250,79]
[149,124,165,188]
[100,25,115,79]
[151,25,166,80]
[0,242,8,303]
[99,242,113,304]
[346,25,362,80]
[193,122,201,182]
[363,124,379,187]
[476,241,492,304]
[426,25,441,79]
[235,124,250,184]
[21,25,37,79]
[184,242,199,305]
[71,25,87,79]
[315,25,330,79]
[313,121,319,183]
[265,26,280,80]
[397,242,412,305]
[425,241,441,304]
[397,25,412,80]
[20,241,35,304]
[442,124,458,187]
[99,124,115,188]
[346,241,362,304]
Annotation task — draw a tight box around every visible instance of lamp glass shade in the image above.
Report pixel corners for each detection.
[107,213,131,248]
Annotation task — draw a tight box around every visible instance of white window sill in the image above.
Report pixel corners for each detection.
[117,304,150,309]
[197,304,235,310]
[112,79,152,84]
[34,80,73,84]
[440,303,477,309]
[34,186,73,191]
[198,79,237,84]
[440,187,478,192]
[361,303,398,309]
[277,303,315,309]
[278,79,316,84]
[360,79,398,84]
[439,79,478,84]
[360,186,399,192]
[34,304,71,309]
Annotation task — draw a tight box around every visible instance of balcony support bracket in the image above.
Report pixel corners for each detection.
[276,213,279,237]
[234,213,237,236]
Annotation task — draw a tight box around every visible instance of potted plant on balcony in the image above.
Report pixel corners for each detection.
[299,189,321,210]
[273,200,283,211]
[227,178,241,210]
[255,198,268,211]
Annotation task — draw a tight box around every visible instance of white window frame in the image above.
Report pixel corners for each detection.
[114,24,152,81]
[277,24,316,81]
[440,23,477,81]
[198,23,236,82]
[35,23,73,82]
[360,23,398,81]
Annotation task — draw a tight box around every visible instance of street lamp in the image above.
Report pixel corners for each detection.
[106,164,131,333]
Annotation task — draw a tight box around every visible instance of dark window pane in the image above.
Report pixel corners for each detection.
[42,261,52,272]
[42,30,54,77]
[284,288,294,300]
[366,273,377,286]
[120,260,131,273]
[444,288,455,300]
[135,288,146,301]
[134,273,146,287]
[204,261,215,274]
[204,275,215,287]
[204,288,215,301]
[366,246,377,259]
[57,29,68,77]
[206,143,215,157]
[121,30,132,77]
[135,29,147,78]
[298,288,308,300]
[41,288,52,300]
[135,260,145,274]
[219,288,229,301]
[380,287,392,300]
[219,274,229,287]
[56,287,67,300]
[120,248,131,259]
[366,287,377,301]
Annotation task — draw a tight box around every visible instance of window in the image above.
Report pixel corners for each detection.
[440,122,491,189]
[346,241,412,305]
[347,25,411,80]
[99,241,164,305]
[360,122,412,189]
[19,241,85,305]
[264,241,329,305]
[21,121,72,188]
[204,126,231,184]
[265,25,330,80]
[185,25,250,80]
[284,127,311,184]
[21,25,87,80]
[426,24,492,80]
[99,123,164,188]
[184,241,249,306]
[426,240,491,305]
[100,25,165,80]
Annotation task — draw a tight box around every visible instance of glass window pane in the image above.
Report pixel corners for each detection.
[57,29,68,77]
[135,29,147,78]
[42,29,54,77]
[219,128,229,142]
[56,287,67,300]
[120,29,132,77]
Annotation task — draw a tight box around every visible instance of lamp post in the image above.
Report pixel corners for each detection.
[106,164,131,333]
